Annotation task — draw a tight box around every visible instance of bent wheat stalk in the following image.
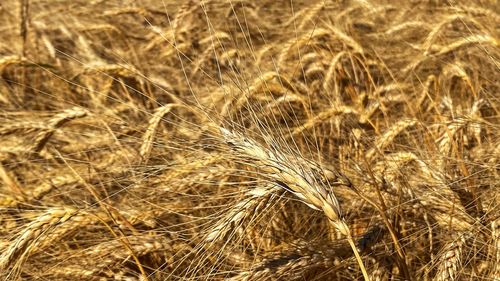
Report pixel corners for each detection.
[220,128,370,281]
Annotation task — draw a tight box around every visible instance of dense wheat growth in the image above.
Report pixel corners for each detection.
[0,0,498,280]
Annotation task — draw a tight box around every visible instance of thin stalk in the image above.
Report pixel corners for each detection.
[343,223,371,281]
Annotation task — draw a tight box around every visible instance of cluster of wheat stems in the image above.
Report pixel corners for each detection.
[0,0,498,280]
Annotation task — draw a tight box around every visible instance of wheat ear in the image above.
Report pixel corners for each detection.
[206,183,281,243]
[435,234,466,281]
[49,234,170,278]
[220,128,370,281]
[30,107,88,153]
[140,104,175,163]
[0,207,77,279]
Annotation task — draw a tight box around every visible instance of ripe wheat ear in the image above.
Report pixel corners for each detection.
[220,128,370,281]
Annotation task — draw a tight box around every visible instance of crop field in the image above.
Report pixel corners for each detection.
[0,0,498,280]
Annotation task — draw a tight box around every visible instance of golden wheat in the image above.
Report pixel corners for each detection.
[0,0,497,280]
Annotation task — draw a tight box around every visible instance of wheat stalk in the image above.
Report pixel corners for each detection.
[220,128,371,281]
[491,220,500,280]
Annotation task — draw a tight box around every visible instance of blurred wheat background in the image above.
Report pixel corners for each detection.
[0,0,498,280]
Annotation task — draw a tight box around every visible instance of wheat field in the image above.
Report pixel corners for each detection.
[0,0,498,280]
